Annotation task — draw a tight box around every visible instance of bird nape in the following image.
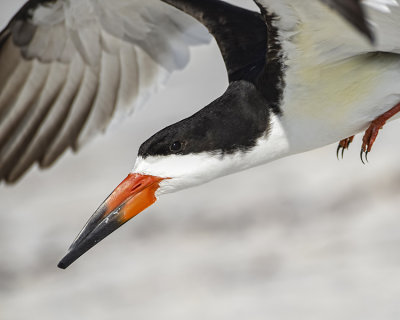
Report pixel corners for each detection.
[0,0,399,269]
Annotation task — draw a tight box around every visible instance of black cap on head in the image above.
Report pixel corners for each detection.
[139,81,271,159]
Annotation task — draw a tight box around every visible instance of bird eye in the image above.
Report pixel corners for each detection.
[170,141,183,152]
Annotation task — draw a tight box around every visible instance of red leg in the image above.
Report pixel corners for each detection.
[337,136,354,159]
[361,102,400,163]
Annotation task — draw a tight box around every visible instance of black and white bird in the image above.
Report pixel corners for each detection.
[0,0,399,268]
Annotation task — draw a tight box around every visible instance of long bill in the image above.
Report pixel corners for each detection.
[58,173,166,269]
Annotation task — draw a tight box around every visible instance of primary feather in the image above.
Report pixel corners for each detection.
[0,0,210,182]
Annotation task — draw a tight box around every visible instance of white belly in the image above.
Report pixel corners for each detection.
[281,52,400,153]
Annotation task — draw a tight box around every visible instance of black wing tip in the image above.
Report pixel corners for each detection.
[360,23,375,45]
[364,30,375,45]
[350,14,375,44]
[319,0,375,43]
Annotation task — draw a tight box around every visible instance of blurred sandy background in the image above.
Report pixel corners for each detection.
[1,1,400,319]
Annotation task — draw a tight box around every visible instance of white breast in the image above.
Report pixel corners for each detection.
[280,48,400,153]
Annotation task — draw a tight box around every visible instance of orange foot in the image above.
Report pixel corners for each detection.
[336,102,400,164]
[360,102,400,163]
[337,136,354,159]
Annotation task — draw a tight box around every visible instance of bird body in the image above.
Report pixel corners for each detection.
[282,52,400,152]
[138,0,400,193]
[1,0,400,268]
[259,0,400,152]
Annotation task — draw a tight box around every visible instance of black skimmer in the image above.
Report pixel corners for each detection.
[0,0,399,269]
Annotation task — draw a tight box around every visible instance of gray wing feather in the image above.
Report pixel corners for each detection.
[0,0,210,183]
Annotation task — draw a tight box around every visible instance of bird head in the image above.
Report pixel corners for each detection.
[58,81,289,269]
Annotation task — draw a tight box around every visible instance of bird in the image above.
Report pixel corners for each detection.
[0,0,399,269]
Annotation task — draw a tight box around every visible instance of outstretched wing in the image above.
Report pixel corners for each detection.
[254,0,400,63]
[1,0,382,184]
[0,0,210,183]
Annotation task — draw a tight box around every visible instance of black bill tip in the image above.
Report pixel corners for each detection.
[57,257,70,270]
[57,214,124,269]
[57,240,96,270]
[57,174,163,269]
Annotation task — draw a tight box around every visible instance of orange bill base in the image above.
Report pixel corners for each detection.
[58,174,166,269]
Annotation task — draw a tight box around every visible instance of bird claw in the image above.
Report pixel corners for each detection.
[336,144,342,160]
[360,148,369,165]
[360,125,377,164]
[336,136,354,160]
[338,102,400,165]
